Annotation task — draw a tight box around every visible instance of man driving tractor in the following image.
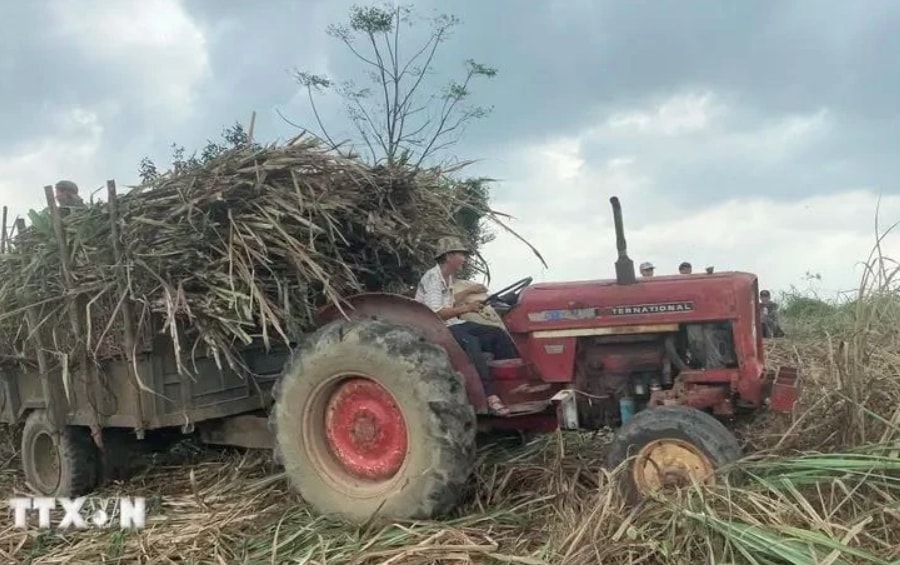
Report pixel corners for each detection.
[414,236,517,416]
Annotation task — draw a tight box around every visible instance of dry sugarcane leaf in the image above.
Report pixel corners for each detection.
[0,136,540,379]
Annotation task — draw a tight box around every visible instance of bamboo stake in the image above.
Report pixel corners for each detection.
[247,110,257,146]
[24,306,62,431]
[107,179,146,438]
[1,206,7,253]
[10,217,25,251]
[42,185,104,447]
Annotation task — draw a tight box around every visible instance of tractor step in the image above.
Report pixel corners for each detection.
[487,399,551,417]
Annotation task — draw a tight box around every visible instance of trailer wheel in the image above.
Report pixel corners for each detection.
[273,317,476,523]
[21,410,99,497]
[605,406,742,504]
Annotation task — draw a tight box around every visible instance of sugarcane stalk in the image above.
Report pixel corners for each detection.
[0,137,537,385]
[24,305,62,431]
[107,179,147,438]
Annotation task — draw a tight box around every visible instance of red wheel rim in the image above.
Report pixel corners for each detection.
[324,377,408,481]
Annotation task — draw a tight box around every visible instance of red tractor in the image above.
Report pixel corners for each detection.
[270,197,800,523]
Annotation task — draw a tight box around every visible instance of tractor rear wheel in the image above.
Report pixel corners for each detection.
[21,409,99,497]
[272,317,477,523]
[605,406,742,504]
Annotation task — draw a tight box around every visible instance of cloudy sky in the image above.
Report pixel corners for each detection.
[3,0,900,300]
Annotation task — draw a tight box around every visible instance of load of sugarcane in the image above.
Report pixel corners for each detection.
[0,135,520,376]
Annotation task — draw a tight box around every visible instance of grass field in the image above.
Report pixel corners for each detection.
[2,263,899,564]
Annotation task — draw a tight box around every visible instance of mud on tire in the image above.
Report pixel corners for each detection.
[272,317,477,523]
[21,409,99,497]
[605,405,743,504]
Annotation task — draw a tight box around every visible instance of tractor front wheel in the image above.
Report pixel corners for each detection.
[272,318,477,523]
[605,405,742,504]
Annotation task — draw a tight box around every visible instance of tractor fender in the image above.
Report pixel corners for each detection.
[317,293,488,412]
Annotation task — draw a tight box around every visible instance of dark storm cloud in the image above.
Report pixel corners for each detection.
[0,3,83,148]
[3,0,900,211]
[432,0,900,206]
[0,1,206,175]
[1,0,341,184]
[176,0,346,140]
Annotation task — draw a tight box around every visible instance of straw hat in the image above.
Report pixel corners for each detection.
[434,236,470,260]
[452,279,507,331]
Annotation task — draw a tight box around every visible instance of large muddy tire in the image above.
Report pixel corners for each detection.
[272,317,477,523]
[605,406,742,504]
[21,409,99,497]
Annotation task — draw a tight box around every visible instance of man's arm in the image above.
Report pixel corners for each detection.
[419,273,480,320]
[453,284,488,304]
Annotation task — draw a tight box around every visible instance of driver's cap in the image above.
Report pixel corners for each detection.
[434,236,470,260]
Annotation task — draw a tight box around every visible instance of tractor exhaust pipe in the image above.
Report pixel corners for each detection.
[610,196,637,285]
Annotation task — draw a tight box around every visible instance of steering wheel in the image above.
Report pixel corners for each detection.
[484,276,533,305]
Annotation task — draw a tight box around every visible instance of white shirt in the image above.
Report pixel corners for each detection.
[414,264,464,326]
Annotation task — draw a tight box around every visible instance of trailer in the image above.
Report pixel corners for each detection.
[0,330,290,496]
[0,182,289,497]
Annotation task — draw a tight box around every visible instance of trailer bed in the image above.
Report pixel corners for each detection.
[0,332,291,432]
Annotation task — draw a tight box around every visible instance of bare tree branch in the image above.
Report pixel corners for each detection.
[366,32,395,155]
[349,111,379,163]
[394,28,447,124]
[346,87,390,159]
[338,37,383,71]
[414,70,473,168]
[300,79,341,152]
[289,3,496,168]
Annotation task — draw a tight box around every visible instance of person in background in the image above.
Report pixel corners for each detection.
[54,180,85,208]
[415,236,516,416]
[679,261,692,274]
[639,261,655,277]
[759,289,785,338]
